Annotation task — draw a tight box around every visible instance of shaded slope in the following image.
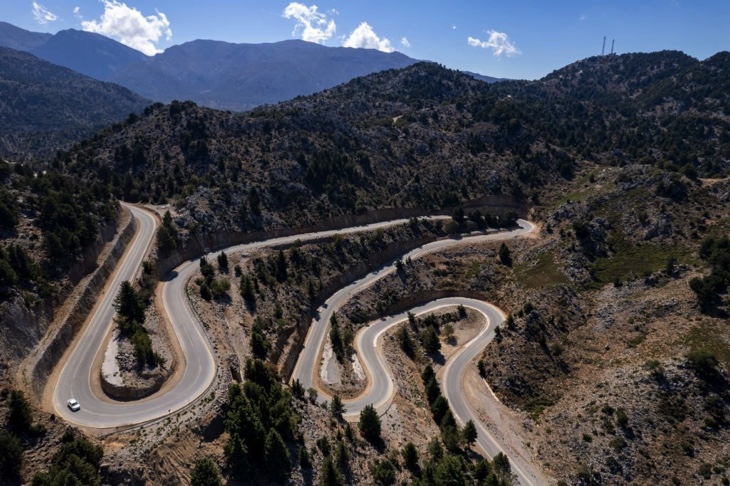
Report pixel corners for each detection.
[0,47,150,161]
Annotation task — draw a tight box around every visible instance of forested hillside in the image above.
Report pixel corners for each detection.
[56,51,730,242]
[0,47,149,161]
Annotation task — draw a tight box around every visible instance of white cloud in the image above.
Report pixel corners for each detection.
[343,22,394,53]
[32,2,57,25]
[467,30,521,57]
[579,14,587,21]
[283,3,336,44]
[401,37,410,48]
[452,25,457,30]
[73,6,82,19]
[81,1,171,56]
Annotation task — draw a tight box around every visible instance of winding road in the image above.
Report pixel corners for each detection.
[49,205,542,484]
[291,221,545,485]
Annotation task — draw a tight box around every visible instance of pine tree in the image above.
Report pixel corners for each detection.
[498,243,511,265]
[402,442,419,472]
[8,390,33,434]
[225,435,249,480]
[330,394,345,417]
[265,429,291,483]
[318,456,341,486]
[190,457,223,486]
[358,404,381,444]
[463,419,478,447]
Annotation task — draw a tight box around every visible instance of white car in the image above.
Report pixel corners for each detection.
[67,398,81,412]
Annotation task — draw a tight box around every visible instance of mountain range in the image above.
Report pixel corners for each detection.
[0,21,497,112]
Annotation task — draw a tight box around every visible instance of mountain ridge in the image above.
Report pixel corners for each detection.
[0,21,502,112]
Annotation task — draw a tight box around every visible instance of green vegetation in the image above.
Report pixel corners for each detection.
[358,404,382,445]
[113,270,163,368]
[156,211,179,255]
[31,430,104,486]
[515,253,570,289]
[592,238,687,285]
[498,243,511,266]
[225,359,298,483]
[330,394,345,418]
[689,236,730,310]
[8,390,33,435]
[329,312,353,363]
[0,429,22,482]
[190,457,223,486]
[682,322,730,374]
[198,256,230,301]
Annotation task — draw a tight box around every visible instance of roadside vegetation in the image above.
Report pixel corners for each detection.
[112,260,163,368]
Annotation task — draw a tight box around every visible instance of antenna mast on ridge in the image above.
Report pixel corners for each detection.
[611,39,615,55]
[602,36,606,56]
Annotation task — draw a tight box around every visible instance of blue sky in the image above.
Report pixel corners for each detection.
[5,1,729,80]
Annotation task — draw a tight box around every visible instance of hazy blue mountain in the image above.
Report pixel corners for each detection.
[31,29,149,81]
[462,71,505,83]
[108,39,420,111]
[0,21,51,51]
[0,47,149,161]
[0,21,503,112]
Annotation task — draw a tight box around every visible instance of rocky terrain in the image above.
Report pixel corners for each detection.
[1,50,729,485]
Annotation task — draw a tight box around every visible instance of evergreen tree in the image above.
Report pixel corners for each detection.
[298,446,311,469]
[498,243,511,265]
[330,394,345,417]
[420,326,441,354]
[358,404,381,444]
[113,281,144,332]
[335,441,349,471]
[190,457,223,486]
[0,430,22,481]
[217,251,229,273]
[397,324,416,358]
[276,250,288,282]
[402,442,419,472]
[371,459,396,485]
[225,434,249,480]
[265,429,291,483]
[318,456,341,486]
[463,419,478,447]
[8,390,33,434]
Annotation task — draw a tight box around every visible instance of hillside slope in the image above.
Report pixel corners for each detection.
[61,52,730,238]
[0,47,149,161]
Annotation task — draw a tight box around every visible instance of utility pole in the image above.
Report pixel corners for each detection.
[611,39,615,55]
[602,36,606,56]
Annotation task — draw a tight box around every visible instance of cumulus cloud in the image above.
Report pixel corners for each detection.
[468,30,520,57]
[401,37,410,48]
[81,1,171,56]
[32,2,57,25]
[343,22,394,53]
[283,3,336,44]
